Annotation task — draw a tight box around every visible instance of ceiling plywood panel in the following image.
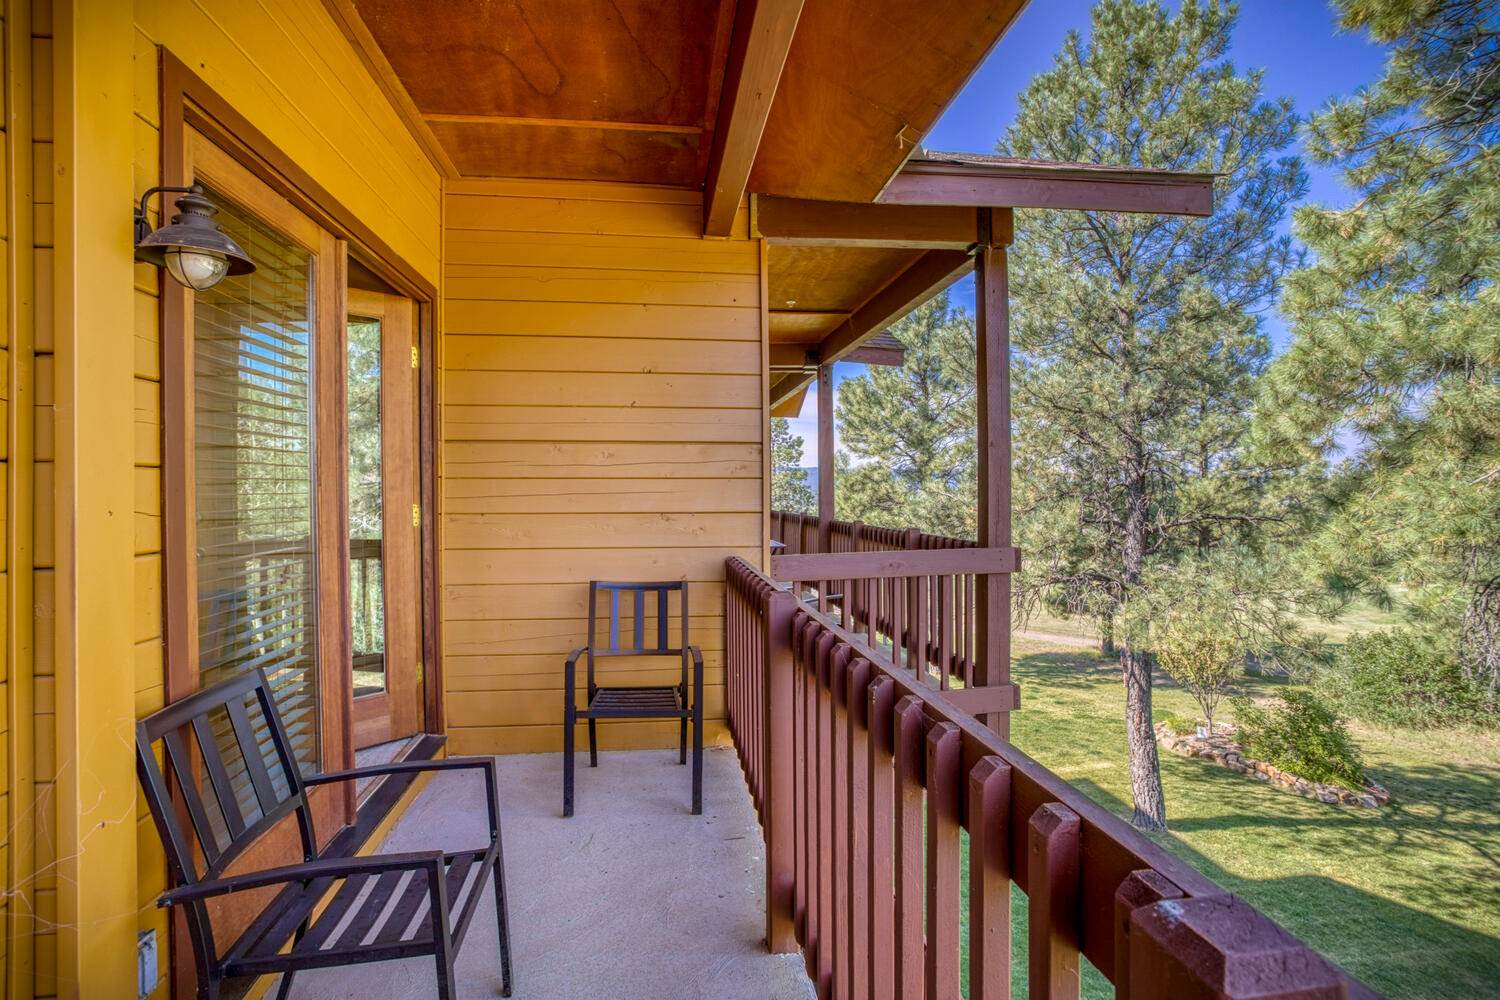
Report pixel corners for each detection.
[767,244,921,313]
[354,0,733,125]
[430,121,702,186]
[749,0,1025,201]
[768,311,847,343]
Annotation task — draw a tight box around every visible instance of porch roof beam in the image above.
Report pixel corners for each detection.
[816,248,973,364]
[768,342,905,371]
[751,195,985,249]
[703,0,806,237]
[768,248,971,407]
[880,158,1215,217]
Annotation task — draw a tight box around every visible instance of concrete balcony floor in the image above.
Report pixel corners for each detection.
[285,747,814,999]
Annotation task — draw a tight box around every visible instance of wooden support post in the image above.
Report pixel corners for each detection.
[974,210,1015,736]
[765,587,799,953]
[817,361,835,552]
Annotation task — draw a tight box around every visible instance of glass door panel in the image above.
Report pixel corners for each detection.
[347,288,422,749]
[193,186,321,774]
[347,315,387,696]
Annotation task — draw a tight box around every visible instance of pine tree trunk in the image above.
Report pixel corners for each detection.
[1121,436,1167,831]
[1122,644,1166,830]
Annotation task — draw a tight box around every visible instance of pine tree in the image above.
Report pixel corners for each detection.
[833,292,977,538]
[1004,0,1306,829]
[770,418,815,514]
[1263,0,1500,708]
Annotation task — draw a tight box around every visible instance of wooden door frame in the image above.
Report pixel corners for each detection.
[156,47,445,997]
[158,47,444,734]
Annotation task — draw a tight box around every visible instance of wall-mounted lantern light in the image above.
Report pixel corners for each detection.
[134,184,255,290]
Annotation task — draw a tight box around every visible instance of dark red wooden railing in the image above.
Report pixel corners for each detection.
[726,556,1371,999]
[770,511,1016,720]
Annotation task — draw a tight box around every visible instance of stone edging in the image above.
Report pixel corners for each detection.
[1154,722,1389,808]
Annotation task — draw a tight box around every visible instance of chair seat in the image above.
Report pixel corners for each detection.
[226,848,492,974]
[587,685,684,718]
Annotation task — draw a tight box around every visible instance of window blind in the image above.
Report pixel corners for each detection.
[193,189,321,784]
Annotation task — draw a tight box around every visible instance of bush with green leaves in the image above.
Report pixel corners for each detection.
[1157,711,1199,737]
[1319,628,1485,729]
[1231,691,1367,791]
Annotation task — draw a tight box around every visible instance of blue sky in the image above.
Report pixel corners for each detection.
[787,0,1389,465]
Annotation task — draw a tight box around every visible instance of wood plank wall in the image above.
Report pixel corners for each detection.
[440,178,765,755]
[0,3,443,997]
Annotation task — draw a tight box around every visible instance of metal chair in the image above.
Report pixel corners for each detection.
[135,668,513,1000]
[563,581,704,816]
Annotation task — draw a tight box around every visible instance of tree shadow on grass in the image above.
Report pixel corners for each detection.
[1067,777,1500,999]
[1011,649,1120,691]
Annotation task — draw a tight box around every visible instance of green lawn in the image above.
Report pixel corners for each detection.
[982,638,1500,999]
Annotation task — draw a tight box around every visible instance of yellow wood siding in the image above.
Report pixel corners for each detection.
[439,179,764,755]
[0,1,447,996]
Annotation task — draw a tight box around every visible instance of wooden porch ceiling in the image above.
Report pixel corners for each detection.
[331,0,1025,200]
[328,1,1214,410]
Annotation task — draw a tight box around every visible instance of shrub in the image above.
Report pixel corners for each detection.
[1158,711,1198,736]
[1231,690,1367,791]
[1319,628,1483,729]
[1154,606,1240,731]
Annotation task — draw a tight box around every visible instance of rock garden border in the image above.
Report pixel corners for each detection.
[1154,722,1389,808]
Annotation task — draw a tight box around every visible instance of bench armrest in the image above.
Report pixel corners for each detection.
[305,756,502,840]
[159,850,444,908]
[304,755,496,787]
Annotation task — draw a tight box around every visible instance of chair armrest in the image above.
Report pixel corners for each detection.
[158,850,444,908]
[688,644,704,707]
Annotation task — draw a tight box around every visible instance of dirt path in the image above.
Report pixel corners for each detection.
[1014,629,1099,649]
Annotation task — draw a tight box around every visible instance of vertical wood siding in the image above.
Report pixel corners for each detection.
[440,178,765,755]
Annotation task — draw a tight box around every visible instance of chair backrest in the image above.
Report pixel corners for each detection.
[136,668,316,913]
[587,580,689,657]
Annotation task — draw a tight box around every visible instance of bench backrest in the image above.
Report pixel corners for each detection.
[135,668,317,924]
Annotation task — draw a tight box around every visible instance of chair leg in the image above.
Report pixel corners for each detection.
[679,716,687,765]
[273,972,294,1000]
[494,855,514,997]
[692,714,704,816]
[563,702,576,818]
[588,718,598,767]
[435,950,457,1000]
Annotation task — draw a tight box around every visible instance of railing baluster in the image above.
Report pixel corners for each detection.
[925,722,962,999]
[1112,870,1182,1000]
[846,657,874,1000]
[831,649,853,998]
[968,757,1013,1000]
[816,631,838,993]
[766,586,798,953]
[1028,803,1082,1000]
[893,696,927,1000]
[867,676,897,1000]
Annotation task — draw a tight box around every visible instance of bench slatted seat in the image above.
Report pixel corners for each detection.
[135,667,513,1000]
[563,580,704,816]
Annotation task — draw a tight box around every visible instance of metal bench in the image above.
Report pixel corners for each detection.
[135,667,513,999]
